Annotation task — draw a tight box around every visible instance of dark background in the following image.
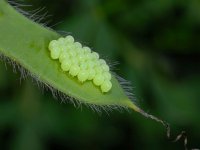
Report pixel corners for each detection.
[0,0,200,149]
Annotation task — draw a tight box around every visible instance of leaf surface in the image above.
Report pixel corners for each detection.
[0,0,136,109]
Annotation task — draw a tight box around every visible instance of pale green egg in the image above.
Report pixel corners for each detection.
[65,35,74,43]
[99,59,106,65]
[101,80,112,93]
[61,59,71,71]
[77,54,86,62]
[71,58,79,65]
[50,47,61,59]
[101,64,110,72]
[93,74,104,86]
[91,52,99,60]
[88,69,96,80]
[58,37,66,45]
[74,42,82,49]
[60,45,67,52]
[83,47,91,54]
[49,40,58,51]
[103,72,111,80]
[69,65,80,76]
[87,61,95,69]
[85,53,93,60]
[78,70,89,82]
[76,47,84,55]
[59,51,70,63]
[63,42,70,49]
[80,63,88,70]
[68,50,77,57]
[93,60,100,68]
[94,66,103,74]
[66,44,75,52]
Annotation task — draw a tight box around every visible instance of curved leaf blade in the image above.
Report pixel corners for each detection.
[0,0,133,108]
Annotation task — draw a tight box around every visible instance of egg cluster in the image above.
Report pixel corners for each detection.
[48,36,112,93]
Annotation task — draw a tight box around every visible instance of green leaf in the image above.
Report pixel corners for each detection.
[0,0,137,110]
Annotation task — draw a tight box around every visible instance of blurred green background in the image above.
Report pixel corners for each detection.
[0,0,200,149]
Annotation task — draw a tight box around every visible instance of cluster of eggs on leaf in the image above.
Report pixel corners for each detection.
[48,36,112,93]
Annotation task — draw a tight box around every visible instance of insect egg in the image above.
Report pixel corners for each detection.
[101,64,110,72]
[85,53,92,60]
[68,50,77,57]
[50,47,61,59]
[91,52,99,60]
[49,40,58,51]
[58,37,66,45]
[88,69,96,80]
[65,35,74,43]
[83,47,91,54]
[87,61,95,69]
[103,72,111,80]
[78,70,89,82]
[69,65,80,76]
[59,52,69,63]
[80,63,88,70]
[93,74,104,86]
[77,54,86,63]
[71,57,79,65]
[74,42,82,49]
[61,59,71,71]
[101,80,112,93]
[99,59,106,65]
[94,66,103,74]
